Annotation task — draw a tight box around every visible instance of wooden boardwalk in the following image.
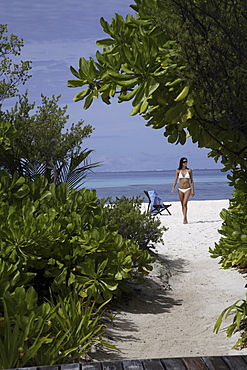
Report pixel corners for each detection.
[26,356,247,370]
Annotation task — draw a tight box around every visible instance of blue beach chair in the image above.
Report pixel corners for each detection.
[144,190,172,215]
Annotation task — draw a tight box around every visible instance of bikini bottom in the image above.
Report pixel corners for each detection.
[178,187,191,193]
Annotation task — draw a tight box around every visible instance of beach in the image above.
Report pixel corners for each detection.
[93,199,247,360]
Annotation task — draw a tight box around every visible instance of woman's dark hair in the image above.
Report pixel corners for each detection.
[178,157,188,170]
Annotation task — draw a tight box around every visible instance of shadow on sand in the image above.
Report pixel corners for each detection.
[91,254,188,361]
[189,219,221,224]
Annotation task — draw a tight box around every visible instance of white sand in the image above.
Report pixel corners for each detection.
[94,200,247,361]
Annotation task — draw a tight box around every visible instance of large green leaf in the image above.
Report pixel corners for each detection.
[79,57,90,80]
[96,38,115,47]
[67,80,85,87]
[145,76,159,96]
[73,88,90,102]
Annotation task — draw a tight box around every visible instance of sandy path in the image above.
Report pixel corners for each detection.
[93,200,247,360]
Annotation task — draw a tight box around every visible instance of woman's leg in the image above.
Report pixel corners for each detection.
[178,190,185,221]
[178,189,191,223]
[182,190,191,223]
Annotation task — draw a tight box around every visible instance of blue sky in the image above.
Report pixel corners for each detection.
[2,0,222,171]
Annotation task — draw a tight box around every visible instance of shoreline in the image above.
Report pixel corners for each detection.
[142,198,231,207]
[93,199,247,361]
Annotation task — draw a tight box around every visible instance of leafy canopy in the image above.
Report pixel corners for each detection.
[68,0,247,172]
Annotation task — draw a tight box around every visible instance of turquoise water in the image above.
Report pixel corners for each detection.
[81,169,233,201]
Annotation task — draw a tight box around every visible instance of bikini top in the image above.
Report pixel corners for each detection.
[178,170,190,179]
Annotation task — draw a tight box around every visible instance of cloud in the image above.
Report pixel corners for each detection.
[21,39,99,64]
[3,0,135,42]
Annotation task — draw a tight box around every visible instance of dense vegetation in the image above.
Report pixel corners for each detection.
[68,0,247,349]
[103,195,166,250]
[0,170,156,367]
[0,24,164,367]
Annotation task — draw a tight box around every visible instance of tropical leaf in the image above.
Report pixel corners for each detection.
[67,80,85,87]
[83,92,94,109]
[130,102,142,116]
[96,38,115,48]
[73,88,90,102]
[56,149,101,190]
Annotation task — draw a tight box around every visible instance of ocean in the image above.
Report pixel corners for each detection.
[80,169,233,202]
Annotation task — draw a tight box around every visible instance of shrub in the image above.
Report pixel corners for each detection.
[210,169,247,349]
[0,172,154,303]
[214,294,247,350]
[0,287,114,368]
[102,195,167,251]
[210,183,247,270]
[0,171,155,366]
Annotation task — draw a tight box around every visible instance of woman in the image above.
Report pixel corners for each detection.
[171,157,195,224]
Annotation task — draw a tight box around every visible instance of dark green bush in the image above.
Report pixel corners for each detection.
[210,171,247,270]
[0,172,154,303]
[210,168,247,349]
[102,195,167,250]
[0,171,155,367]
[0,286,114,368]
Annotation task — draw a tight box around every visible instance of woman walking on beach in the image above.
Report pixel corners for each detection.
[172,157,195,224]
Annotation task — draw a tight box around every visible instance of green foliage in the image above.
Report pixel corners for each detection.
[0,293,48,369]
[0,92,99,188]
[137,0,247,170]
[209,170,247,347]
[0,24,32,102]
[0,120,18,150]
[68,13,191,147]
[214,294,247,350]
[102,195,166,251]
[210,169,247,269]
[0,172,153,302]
[0,171,154,366]
[0,23,157,366]
[0,286,54,369]
[0,287,113,368]
[7,92,93,164]
[68,0,247,172]
[210,172,247,270]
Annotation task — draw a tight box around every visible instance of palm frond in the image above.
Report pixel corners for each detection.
[56,149,101,190]
[0,145,101,189]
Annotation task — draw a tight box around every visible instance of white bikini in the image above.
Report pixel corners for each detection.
[178,170,191,193]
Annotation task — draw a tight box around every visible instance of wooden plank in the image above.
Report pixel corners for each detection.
[242,356,247,365]
[222,356,247,370]
[81,362,102,370]
[122,360,144,370]
[142,359,164,370]
[101,360,123,370]
[60,364,80,370]
[182,357,208,370]
[10,356,247,370]
[160,358,186,370]
[37,366,59,370]
[202,356,229,370]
